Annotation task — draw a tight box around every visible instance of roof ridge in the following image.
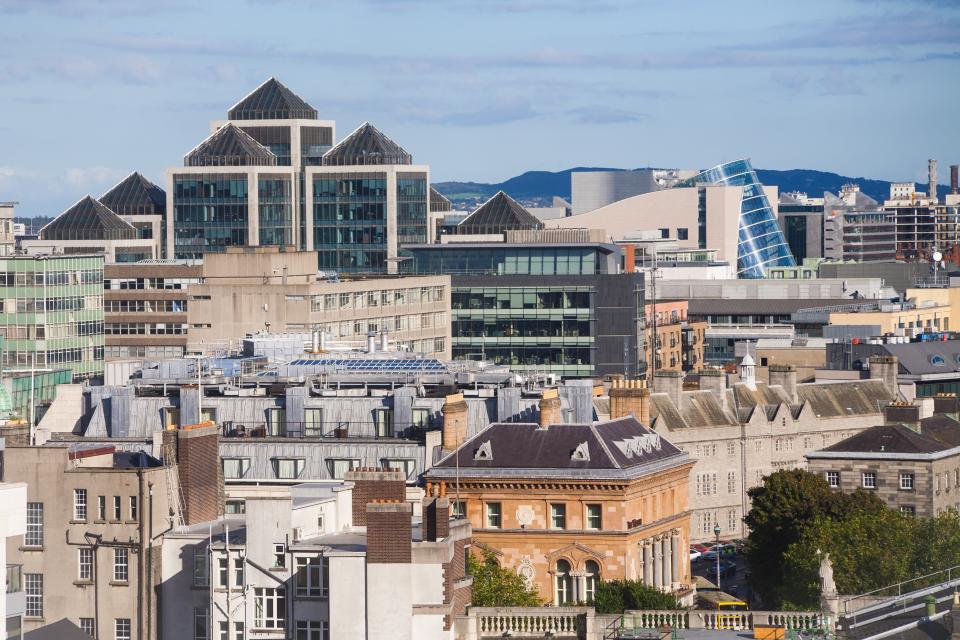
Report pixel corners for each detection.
[589,420,622,469]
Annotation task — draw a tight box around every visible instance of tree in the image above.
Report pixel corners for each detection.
[467,551,543,607]
[593,580,682,614]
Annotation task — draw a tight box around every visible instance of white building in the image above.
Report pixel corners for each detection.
[0,441,27,640]
[571,169,696,215]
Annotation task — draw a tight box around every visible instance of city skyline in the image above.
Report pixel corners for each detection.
[1,0,959,217]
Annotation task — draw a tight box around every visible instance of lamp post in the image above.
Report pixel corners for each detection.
[714,523,722,592]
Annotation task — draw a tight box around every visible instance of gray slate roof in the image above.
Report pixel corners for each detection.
[456,191,543,234]
[25,619,92,640]
[228,77,317,120]
[322,122,412,166]
[100,172,166,216]
[186,123,278,167]
[40,196,137,241]
[876,341,960,376]
[821,423,947,454]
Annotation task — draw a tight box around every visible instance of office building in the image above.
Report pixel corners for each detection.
[778,191,824,262]
[884,182,937,259]
[571,168,695,215]
[99,172,166,259]
[0,254,104,382]
[451,191,542,236]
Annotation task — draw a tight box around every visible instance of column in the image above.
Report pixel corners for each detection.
[386,168,398,274]
[664,533,673,588]
[653,536,663,589]
[642,540,653,586]
[671,530,680,584]
[248,169,260,246]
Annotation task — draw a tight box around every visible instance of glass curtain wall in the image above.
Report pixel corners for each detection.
[173,174,249,259]
[396,173,428,246]
[258,176,293,246]
[312,173,387,272]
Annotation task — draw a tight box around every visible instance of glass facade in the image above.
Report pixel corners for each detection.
[258,176,293,246]
[402,245,602,276]
[681,159,795,278]
[312,174,387,272]
[397,173,428,247]
[173,174,249,259]
[0,255,105,382]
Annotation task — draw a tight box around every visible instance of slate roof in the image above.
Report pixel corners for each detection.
[99,172,166,216]
[874,341,960,376]
[227,77,318,120]
[919,414,960,448]
[322,122,412,166]
[687,298,858,316]
[185,123,278,167]
[25,619,92,640]
[820,423,947,455]
[429,416,687,480]
[40,196,137,241]
[430,186,452,213]
[456,191,544,234]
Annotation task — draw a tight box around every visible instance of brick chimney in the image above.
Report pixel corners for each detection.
[539,388,561,427]
[698,368,727,408]
[768,364,798,404]
[423,496,450,542]
[366,501,412,563]
[176,423,223,525]
[869,355,899,399]
[654,370,683,409]
[442,393,469,451]
[934,393,959,416]
[884,402,921,432]
[345,467,406,527]
[610,378,647,421]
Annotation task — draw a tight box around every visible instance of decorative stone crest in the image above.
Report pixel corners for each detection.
[516,505,535,527]
[517,555,535,586]
[473,440,492,461]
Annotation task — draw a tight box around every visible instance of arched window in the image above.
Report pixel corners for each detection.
[555,559,573,605]
[585,560,600,603]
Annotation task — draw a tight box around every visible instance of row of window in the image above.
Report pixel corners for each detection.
[70,491,139,524]
[222,456,416,480]
[0,268,101,287]
[309,286,445,312]
[304,313,447,338]
[695,509,741,536]
[825,470,916,490]
[0,320,103,340]
[0,295,102,313]
[105,322,189,335]
[104,299,187,313]
[480,502,604,530]
[105,277,201,290]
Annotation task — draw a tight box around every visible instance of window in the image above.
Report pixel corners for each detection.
[555,559,573,604]
[373,408,393,437]
[225,499,246,514]
[677,227,689,241]
[274,543,286,569]
[79,547,94,581]
[267,408,286,437]
[325,458,359,479]
[273,458,305,479]
[304,408,324,437]
[550,503,566,529]
[235,556,245,587]
[129,496,138,521]
[451,500,466,518]
[381,458,416,480]
[485,502,502,528]
[218,558,229,588]
[727,441,736,456]
[296,556,328,597]
[826,471,840,488]
[194,607,208,640]
[900,473,915,490]
[219,622,244,640]
[222,458,251,479]
[728,509,738,531]
[862,472,877,489]
[115,619,131,640]
[80,618,95,636]
[584,560,600,603]
[114,548,129,582]
[25,502,43,547]
[412,407,431,429]
[727,471,736,494]
[900,505,916,516]
[74,489,88,521]
[25,573,42,618]
[98,495,106,521]
[296,621,329,640]
[194,547,209,587]
[254,587,287,629]
[113,496,121,521]
[586,504,602,530]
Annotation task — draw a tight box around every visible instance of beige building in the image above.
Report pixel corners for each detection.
[828,300,951,336]
[185,247,451,357]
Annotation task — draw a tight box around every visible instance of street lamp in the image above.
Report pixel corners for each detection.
[713,523,722,592]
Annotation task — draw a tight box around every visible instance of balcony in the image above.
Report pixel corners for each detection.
[6,564,25,618]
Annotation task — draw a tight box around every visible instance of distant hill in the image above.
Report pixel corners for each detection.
[434,167,951,208]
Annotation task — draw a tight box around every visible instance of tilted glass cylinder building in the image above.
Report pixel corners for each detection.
[680,159,795,278]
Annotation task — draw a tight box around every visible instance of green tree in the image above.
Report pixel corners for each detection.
[467,551,543,607]
[593,580,682,614]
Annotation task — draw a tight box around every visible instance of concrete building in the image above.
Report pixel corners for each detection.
[0,445,27,640]
[0,202,17,257]
[827,299,950,336]
[426,397,695,605]
[160,470,470,640]
[571,169,695,215]
[884,182,937,260]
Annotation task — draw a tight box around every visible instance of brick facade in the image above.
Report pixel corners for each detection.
[424,496,450,542]
[345,468,406,526]
[176,425,222,525]
[366,501,412,563]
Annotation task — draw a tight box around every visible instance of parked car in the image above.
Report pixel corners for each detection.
[703,543,737,561]
[689,547,702,563]
[692,543,711,554]
[706,559,737,581]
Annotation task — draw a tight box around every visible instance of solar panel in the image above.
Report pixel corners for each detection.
[285,358,447,372]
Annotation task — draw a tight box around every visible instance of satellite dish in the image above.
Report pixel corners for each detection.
[933,251,943,262]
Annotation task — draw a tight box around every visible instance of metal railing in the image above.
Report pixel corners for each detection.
[840,562,960,616]
[218,420,430,441]
[6,564,22,593]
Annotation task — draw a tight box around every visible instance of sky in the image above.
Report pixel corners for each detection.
[1,0,959,217]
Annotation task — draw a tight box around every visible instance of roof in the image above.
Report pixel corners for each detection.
[227,77,317,120]
[40,196,137,241]
[875,341,960,376]
[322,122,412,166]
[456,191,544,234]
[429,416,687,480]
[25,619,93,640]
[688,298,858,316]
[430,186,452,213]
[185,123,278,167]
[919,414,960,448]
[821,423,947,455]
[99,172,166,216]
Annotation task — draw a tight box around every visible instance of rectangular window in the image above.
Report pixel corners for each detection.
[235,556,244,587]
[295,621,329,640]
[485,502,502,528]
[295,556,328,597]
[218,557,229,588]
[218,622,244,640]
[114,548,129,582]
[254,587,287,629]
[373,408,393,437]
[25,573,42,618]
[586,504,602,530]
[74,489,88,521]
[194,547,209,587]
[98,495,106,521]
[900,473,915,490]
[194,607,208,640]
[451,500,466,518]
[826,471,840,488]
[304,407,324,437]
[900,505,916,516]
[79,547,94,581]
[727,471,736,493]
[129,496,138,521]
[862,472,877,489]
[225,499,246,514]
[273,458,305,479]
[113,496,121,521]
[80,618,95,636]
[677,227,689,241]
[550,503,566,529]
[25,502,43,547]
[274,543,286,569]
[115,619,131,640]
[727,441,736,456]
[222,458,251,479]
[267,408,286,437]
[381,458,416,480]
[326,458,359,479]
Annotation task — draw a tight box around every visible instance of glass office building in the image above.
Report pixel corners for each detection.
[680,159,795,278]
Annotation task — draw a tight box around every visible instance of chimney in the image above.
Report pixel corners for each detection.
[442,393,469,450]
[884,401,921,433]
[698,368,727,408]
[609,378,648,422]
[654,370,683,409]
[934,393,959,417]
[345,467,406,527]
[869,355,899,399]
[539,388,562,427]
[623,244,635,273]
[930,159,938,203]
[366,501,412,563]
[768,364,798,404]
[176,423,224,525]
[423,496,450,542]
[951,165,959,195]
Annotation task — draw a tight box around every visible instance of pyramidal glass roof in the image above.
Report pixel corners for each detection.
[456,191,543,234]
[41,196,137,241]
[322,122,412,166]
[430,187,452,213]
[99,172,165,216]
[185,123,278,167]
[227,78,318,120]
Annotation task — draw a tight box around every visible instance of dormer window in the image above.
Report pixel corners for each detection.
[474,441,493,461]
[571,441,590,462]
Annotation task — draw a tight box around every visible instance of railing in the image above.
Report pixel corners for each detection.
[218,420,429,441]
[6,564,22,593]
[840,563,960,616]
[475,607,588,637]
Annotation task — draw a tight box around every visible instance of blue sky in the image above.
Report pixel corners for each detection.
[1,0,958,217]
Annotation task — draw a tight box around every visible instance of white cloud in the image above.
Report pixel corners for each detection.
[65,167,126,188]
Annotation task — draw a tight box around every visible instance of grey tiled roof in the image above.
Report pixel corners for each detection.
[821,423,947,454]
[322,122,412,166]
[100,172,166,216]
[456,191,543,234]
[40,196,137,241]
[228,77,318,120]
[185,123,278,167]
